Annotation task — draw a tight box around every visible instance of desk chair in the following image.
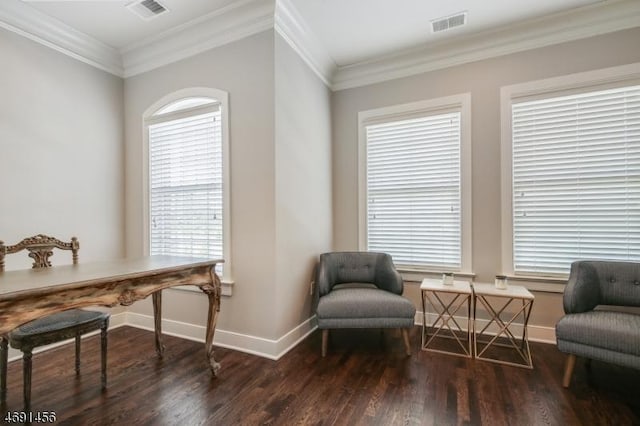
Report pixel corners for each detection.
[0,235,109,411]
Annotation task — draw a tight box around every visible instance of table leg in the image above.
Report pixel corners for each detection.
[474,295,534,368]
[0,337,7,404]
[421,290,427,348]
[152,291,165,356]
[200,267,222,376]
[422,291,472,357]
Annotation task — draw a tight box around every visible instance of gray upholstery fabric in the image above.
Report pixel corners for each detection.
[314,252,415,330]
[556,260,640,371]
[556,311,640,356]
[564,260,640,313]
[316,251,403,297]
[317,287,415,328]
[556,341,640,370]
[10,310,109,339]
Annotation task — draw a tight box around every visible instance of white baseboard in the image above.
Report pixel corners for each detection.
[6,310,554,365]
[6,311,317,363]
[124,312,317,361]
[415,310,556,345]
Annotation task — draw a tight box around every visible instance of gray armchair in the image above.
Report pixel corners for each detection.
[555,260,640,387]
[314,252,416,356]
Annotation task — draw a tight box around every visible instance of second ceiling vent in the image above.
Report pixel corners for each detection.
[127,0,169,21]
[431,12,467,33]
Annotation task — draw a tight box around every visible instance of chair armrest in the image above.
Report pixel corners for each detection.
[316,254,335,297]
[374,254,403,295]
[564,261,602,314]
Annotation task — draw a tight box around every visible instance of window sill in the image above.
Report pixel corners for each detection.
[504,275,567,294]
[398,268,475,284]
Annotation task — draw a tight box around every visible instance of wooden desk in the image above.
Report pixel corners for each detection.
[0,256,223,376]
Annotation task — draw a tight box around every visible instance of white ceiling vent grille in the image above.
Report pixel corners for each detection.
[127,0,169,21]
[431,12,467,33]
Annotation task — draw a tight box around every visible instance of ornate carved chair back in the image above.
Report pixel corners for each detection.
[0,234,109,413]
[0,234,79,272]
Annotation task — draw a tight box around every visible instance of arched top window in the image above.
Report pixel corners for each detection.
[143,89,230,283]
[154,97,217,115]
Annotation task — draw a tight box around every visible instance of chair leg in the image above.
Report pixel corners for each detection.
[562,354,577,388]
[401,328,411,356]
[75,333,81,375]
[0,337,7,404]
[23,349,32,412]
[321,329,329,357]
[101,321,108,390]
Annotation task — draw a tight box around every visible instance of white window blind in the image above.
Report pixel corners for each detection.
[366,111,462,269]
[148,104,223,261]
[511,85,640,275]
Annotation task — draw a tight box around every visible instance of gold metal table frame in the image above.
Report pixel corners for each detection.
[472,283,534,369]
[420,279,473,358]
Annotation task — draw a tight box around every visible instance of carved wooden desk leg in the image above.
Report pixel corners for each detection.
[101,318,109,390]
[201,269,221,376]
[0,337,7,404]
[152,291,165,357]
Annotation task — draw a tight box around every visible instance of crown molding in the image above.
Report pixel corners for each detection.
[0,0,123,76]
[274,0,336,87]
[2,0,639,88]
[121,0,275,78]
[331,0,640,91]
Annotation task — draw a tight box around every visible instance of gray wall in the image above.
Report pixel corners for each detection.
[274,33,332,337]
[0,27,125,359]
[0,27,125,269]
[124,30,277,338]
[124,30,333,345]
[331,27,640,331]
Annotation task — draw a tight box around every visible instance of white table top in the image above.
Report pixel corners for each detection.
[472,282,534,300]
[420,278,473,294]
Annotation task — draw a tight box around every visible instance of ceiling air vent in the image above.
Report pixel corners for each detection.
[431,11,467,33]
[126,0,169,21]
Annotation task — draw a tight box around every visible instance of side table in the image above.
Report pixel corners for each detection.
[472,283,534,369]
[420,279,473,358]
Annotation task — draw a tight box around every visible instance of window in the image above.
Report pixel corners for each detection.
[358,95,472,272]
[502,66,640,277]
[144,88,230,280]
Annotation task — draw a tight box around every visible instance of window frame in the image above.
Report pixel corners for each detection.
[357,94,473,274]
[142,87,232,284]
[500,62,640,285]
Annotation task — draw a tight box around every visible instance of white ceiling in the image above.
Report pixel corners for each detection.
[22,0,240,50]
[291,0,605,67]
[22,0,605,64]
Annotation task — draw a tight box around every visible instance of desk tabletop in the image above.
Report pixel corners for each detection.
[0,256,223,298]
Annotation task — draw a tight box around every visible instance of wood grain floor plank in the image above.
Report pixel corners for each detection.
[1,326,638,425]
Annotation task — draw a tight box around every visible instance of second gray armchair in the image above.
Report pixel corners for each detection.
[314,251,416,356]
[556,260,640,387]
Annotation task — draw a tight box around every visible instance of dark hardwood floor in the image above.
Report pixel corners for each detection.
[1,326,638,425]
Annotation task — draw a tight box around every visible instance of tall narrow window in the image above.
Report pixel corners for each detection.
[146,97,224,266]
[359,95,472,272]
[509,85,640,275]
